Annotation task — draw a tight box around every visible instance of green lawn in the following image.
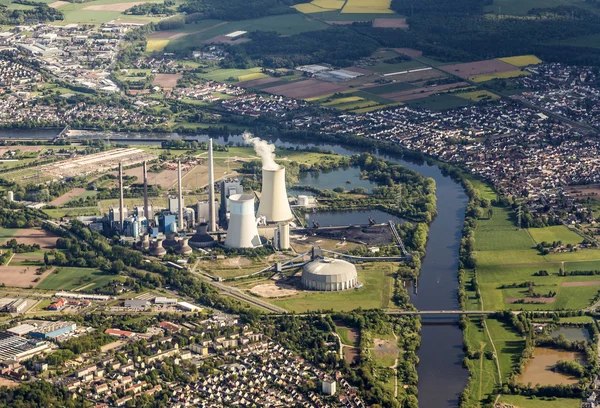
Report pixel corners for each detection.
[269,262,395,312]
[497,395,580,408]
[368,60,426,74]
[362,82,416,95]
[36,267,121,291]
[336,326,356,346]
[528,226,583,246]
[54,0,165,24]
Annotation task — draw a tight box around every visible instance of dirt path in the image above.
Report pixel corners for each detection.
[332,331,343,359]
[392,330,399,398]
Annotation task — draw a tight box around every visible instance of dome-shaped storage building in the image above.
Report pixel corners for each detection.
[302,247,358,291]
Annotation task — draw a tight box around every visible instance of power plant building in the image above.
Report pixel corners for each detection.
[220,180,243,216]
[224,194,261,248]
[302,247,358,291]
[257,166,293,223]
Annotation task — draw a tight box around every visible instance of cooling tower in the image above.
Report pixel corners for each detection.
[142,234,150,250]
[151,239,166,257]
[257,166,293,223]
[177,237,193,255]
[224,194,261,248]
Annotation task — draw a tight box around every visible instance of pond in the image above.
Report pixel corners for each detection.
[519,347,585,386]
[289,166,377,195]
[551,327,590,342]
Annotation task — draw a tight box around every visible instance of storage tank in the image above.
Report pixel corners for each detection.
[7,191,13,202]
[278,222,290,250]
[257,166,293,223]
[224,194,261,248]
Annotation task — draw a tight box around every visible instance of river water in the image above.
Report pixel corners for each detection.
[3,129,470,407]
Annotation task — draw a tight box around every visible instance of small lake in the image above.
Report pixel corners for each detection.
[290,167,376,195]
[551,327,590,342]
[519,347,585,386]
[303,210,404,227]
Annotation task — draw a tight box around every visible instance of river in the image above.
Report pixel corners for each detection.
[3,130,470,407]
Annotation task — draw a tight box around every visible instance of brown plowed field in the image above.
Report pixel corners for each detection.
[237,77,280,88]
[50,188,86,206]
[373,18,408,28]
[0,228,58,249]
[263,79,348,99]
[562,281,600,287]
[83,2,145,11]
[0,265,54,288]
[439,59,517,79]
[152,74,182,88]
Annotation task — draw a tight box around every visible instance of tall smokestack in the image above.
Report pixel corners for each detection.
[119,162,124,230]
[143,161,149,221]
[208,138,216,232]
[178,160,184,231]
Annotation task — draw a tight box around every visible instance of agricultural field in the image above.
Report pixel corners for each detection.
[471,69,530,83]
[474,205,600,310]
[496,395,580,408]
[485,318,525,381]
[268,262,396,312]
[36,267,122,291]
[405,94,473,111]
[498,55,542,67]
[164,14,328,52]
[456,90,500,102]
[527,226,583,246]
[146,39,170,52]
[293,0,345,13]
[463,317,499,404]
[46,0,167,24]
[341,0,393,14]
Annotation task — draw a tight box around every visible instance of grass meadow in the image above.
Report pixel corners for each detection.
[36,267,122,291]
[269,262,395,312]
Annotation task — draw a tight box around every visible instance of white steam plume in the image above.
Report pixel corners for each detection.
[242,131,278,171]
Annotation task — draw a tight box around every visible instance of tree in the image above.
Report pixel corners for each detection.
[111,259,125,274]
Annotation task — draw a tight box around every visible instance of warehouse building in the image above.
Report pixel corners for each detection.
[28,321,76,339]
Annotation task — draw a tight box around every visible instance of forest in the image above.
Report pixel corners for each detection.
[178,0,309,20]
[0,1,63,24]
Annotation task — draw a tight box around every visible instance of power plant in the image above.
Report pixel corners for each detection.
[224,194,261,248]
[207,139,216,232]
[257,166,293,223]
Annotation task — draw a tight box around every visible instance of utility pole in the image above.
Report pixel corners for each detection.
[517,205,522,230]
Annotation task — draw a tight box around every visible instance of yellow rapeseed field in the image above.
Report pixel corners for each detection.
[342,0,393,14]
[322,96,364,106]
[146,40,170,52]
[237,73,268,82]
[470,70,530,83]
[499,55,542,67]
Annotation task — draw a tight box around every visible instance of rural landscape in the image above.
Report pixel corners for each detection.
[0,0,600,407]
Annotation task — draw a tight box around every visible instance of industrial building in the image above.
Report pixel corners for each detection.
[0,331,50,363]
[154,297,177,305]
[301,247,358,291]
[28,321,76,339]
[220,179,243,223]
[124,299,149,309]
[4,298,27,314]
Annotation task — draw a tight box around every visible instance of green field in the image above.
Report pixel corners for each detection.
[463,317,499,404]
[165,14,328,52]
[44,0,167,24]
[405,94,473,111]
[37,267,121,291]
[43,207,101,219]
[486,318,524,381]
[269,262,395,312]
[497,395,581,408]
[474,204,600,310]
[528,226,583,246]
[362,82,416,95]
[0,228,19,244]
[552,34,600,49]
